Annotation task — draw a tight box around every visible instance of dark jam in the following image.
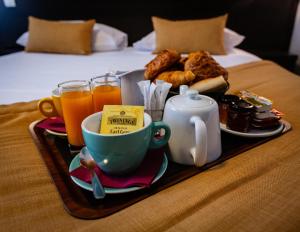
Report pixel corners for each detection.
[218,94,240,124]
[227,100,254,132]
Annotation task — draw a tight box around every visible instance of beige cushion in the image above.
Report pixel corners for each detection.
[26,16,95,55]
[152,15,227,54]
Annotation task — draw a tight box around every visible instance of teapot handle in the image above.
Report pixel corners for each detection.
[189,116,207,167]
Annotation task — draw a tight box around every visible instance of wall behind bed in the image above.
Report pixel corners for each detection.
[0,0,299,71]
[0,0,233,48]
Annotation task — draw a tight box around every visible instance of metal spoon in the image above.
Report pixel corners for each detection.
[79,147,106,199]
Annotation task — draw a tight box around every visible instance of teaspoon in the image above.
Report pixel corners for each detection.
[79,147,106,199]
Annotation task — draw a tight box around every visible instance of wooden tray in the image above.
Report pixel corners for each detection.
[29,120,291,219]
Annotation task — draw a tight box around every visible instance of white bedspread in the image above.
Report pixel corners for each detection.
[0,47,260,104]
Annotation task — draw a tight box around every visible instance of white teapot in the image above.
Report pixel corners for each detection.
[163,90,222,167]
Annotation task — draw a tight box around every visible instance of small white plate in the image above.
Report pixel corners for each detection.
[45,129,67,137]
[220,121,284,138]
[69,152,168,194]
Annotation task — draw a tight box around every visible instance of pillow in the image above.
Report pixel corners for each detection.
[92,30,118,51]
[152,15,228,54]
[133,31,156,51]
[17,21,128,52]
[93,23,128,50]
[16,32,28,47]
[223,28,245,52]
[133,29,245,53]
[26,17,95,55]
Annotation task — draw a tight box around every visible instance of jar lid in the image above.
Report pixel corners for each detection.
[230,99,254,113]
[219,94,240,103]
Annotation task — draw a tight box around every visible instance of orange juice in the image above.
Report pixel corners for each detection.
[92,85,121,112]
[61,91,93,146]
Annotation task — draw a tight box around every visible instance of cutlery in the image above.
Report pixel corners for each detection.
[79,147,106,199]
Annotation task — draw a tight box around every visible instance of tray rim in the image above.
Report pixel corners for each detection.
[29,119,292,219]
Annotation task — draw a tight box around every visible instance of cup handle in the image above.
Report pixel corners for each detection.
[37,97,59,118]
[190,116,207,167]
[149,121,171,149]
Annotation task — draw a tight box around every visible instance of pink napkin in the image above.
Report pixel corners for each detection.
[70,148,165,188]
[37,117,66,133]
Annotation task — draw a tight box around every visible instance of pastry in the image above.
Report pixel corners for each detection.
[176,56,188,70]
[144,49,181,80]
[189,75,229,93]
[184,51,228,81]
[156,70,195,88]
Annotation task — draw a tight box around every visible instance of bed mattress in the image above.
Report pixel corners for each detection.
[0,47,260,104]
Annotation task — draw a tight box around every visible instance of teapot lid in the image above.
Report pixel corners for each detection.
[168,90,214,109]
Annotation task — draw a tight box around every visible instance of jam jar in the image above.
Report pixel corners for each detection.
[227,100,254,132]
[218,94,240,124]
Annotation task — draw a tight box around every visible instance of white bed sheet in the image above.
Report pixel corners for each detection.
[0,47,260,104]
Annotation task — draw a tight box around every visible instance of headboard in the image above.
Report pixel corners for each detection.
[0,0,299,60]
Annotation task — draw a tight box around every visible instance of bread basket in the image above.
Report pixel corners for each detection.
[119,69,229,105]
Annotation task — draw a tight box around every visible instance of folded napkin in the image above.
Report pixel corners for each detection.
[70,148,165,188]
[36,117,66,133]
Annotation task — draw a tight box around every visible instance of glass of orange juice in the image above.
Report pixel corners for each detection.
[58,80,94,148]
[91,74,122,112]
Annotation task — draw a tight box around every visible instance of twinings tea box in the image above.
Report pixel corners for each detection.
[100,105,144,134]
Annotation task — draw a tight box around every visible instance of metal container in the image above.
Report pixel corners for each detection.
[118,69,145,106]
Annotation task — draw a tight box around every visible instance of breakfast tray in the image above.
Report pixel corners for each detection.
[29,120,291,219]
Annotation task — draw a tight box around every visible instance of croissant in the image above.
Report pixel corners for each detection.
[155,70,195,88]
[144,49,181,80]
[184,51,228,82]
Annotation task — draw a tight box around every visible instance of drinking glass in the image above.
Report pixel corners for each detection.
[91,74,122,112]
[58,80,94,148]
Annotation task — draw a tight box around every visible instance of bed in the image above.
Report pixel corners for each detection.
[0,48,260,104]
[1,0,300,231]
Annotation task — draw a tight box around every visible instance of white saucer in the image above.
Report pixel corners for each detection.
[45,129,67,137]
[220,120,284,138]
[69,152,168,194]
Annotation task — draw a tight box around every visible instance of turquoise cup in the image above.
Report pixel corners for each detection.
[81,112,171,175]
